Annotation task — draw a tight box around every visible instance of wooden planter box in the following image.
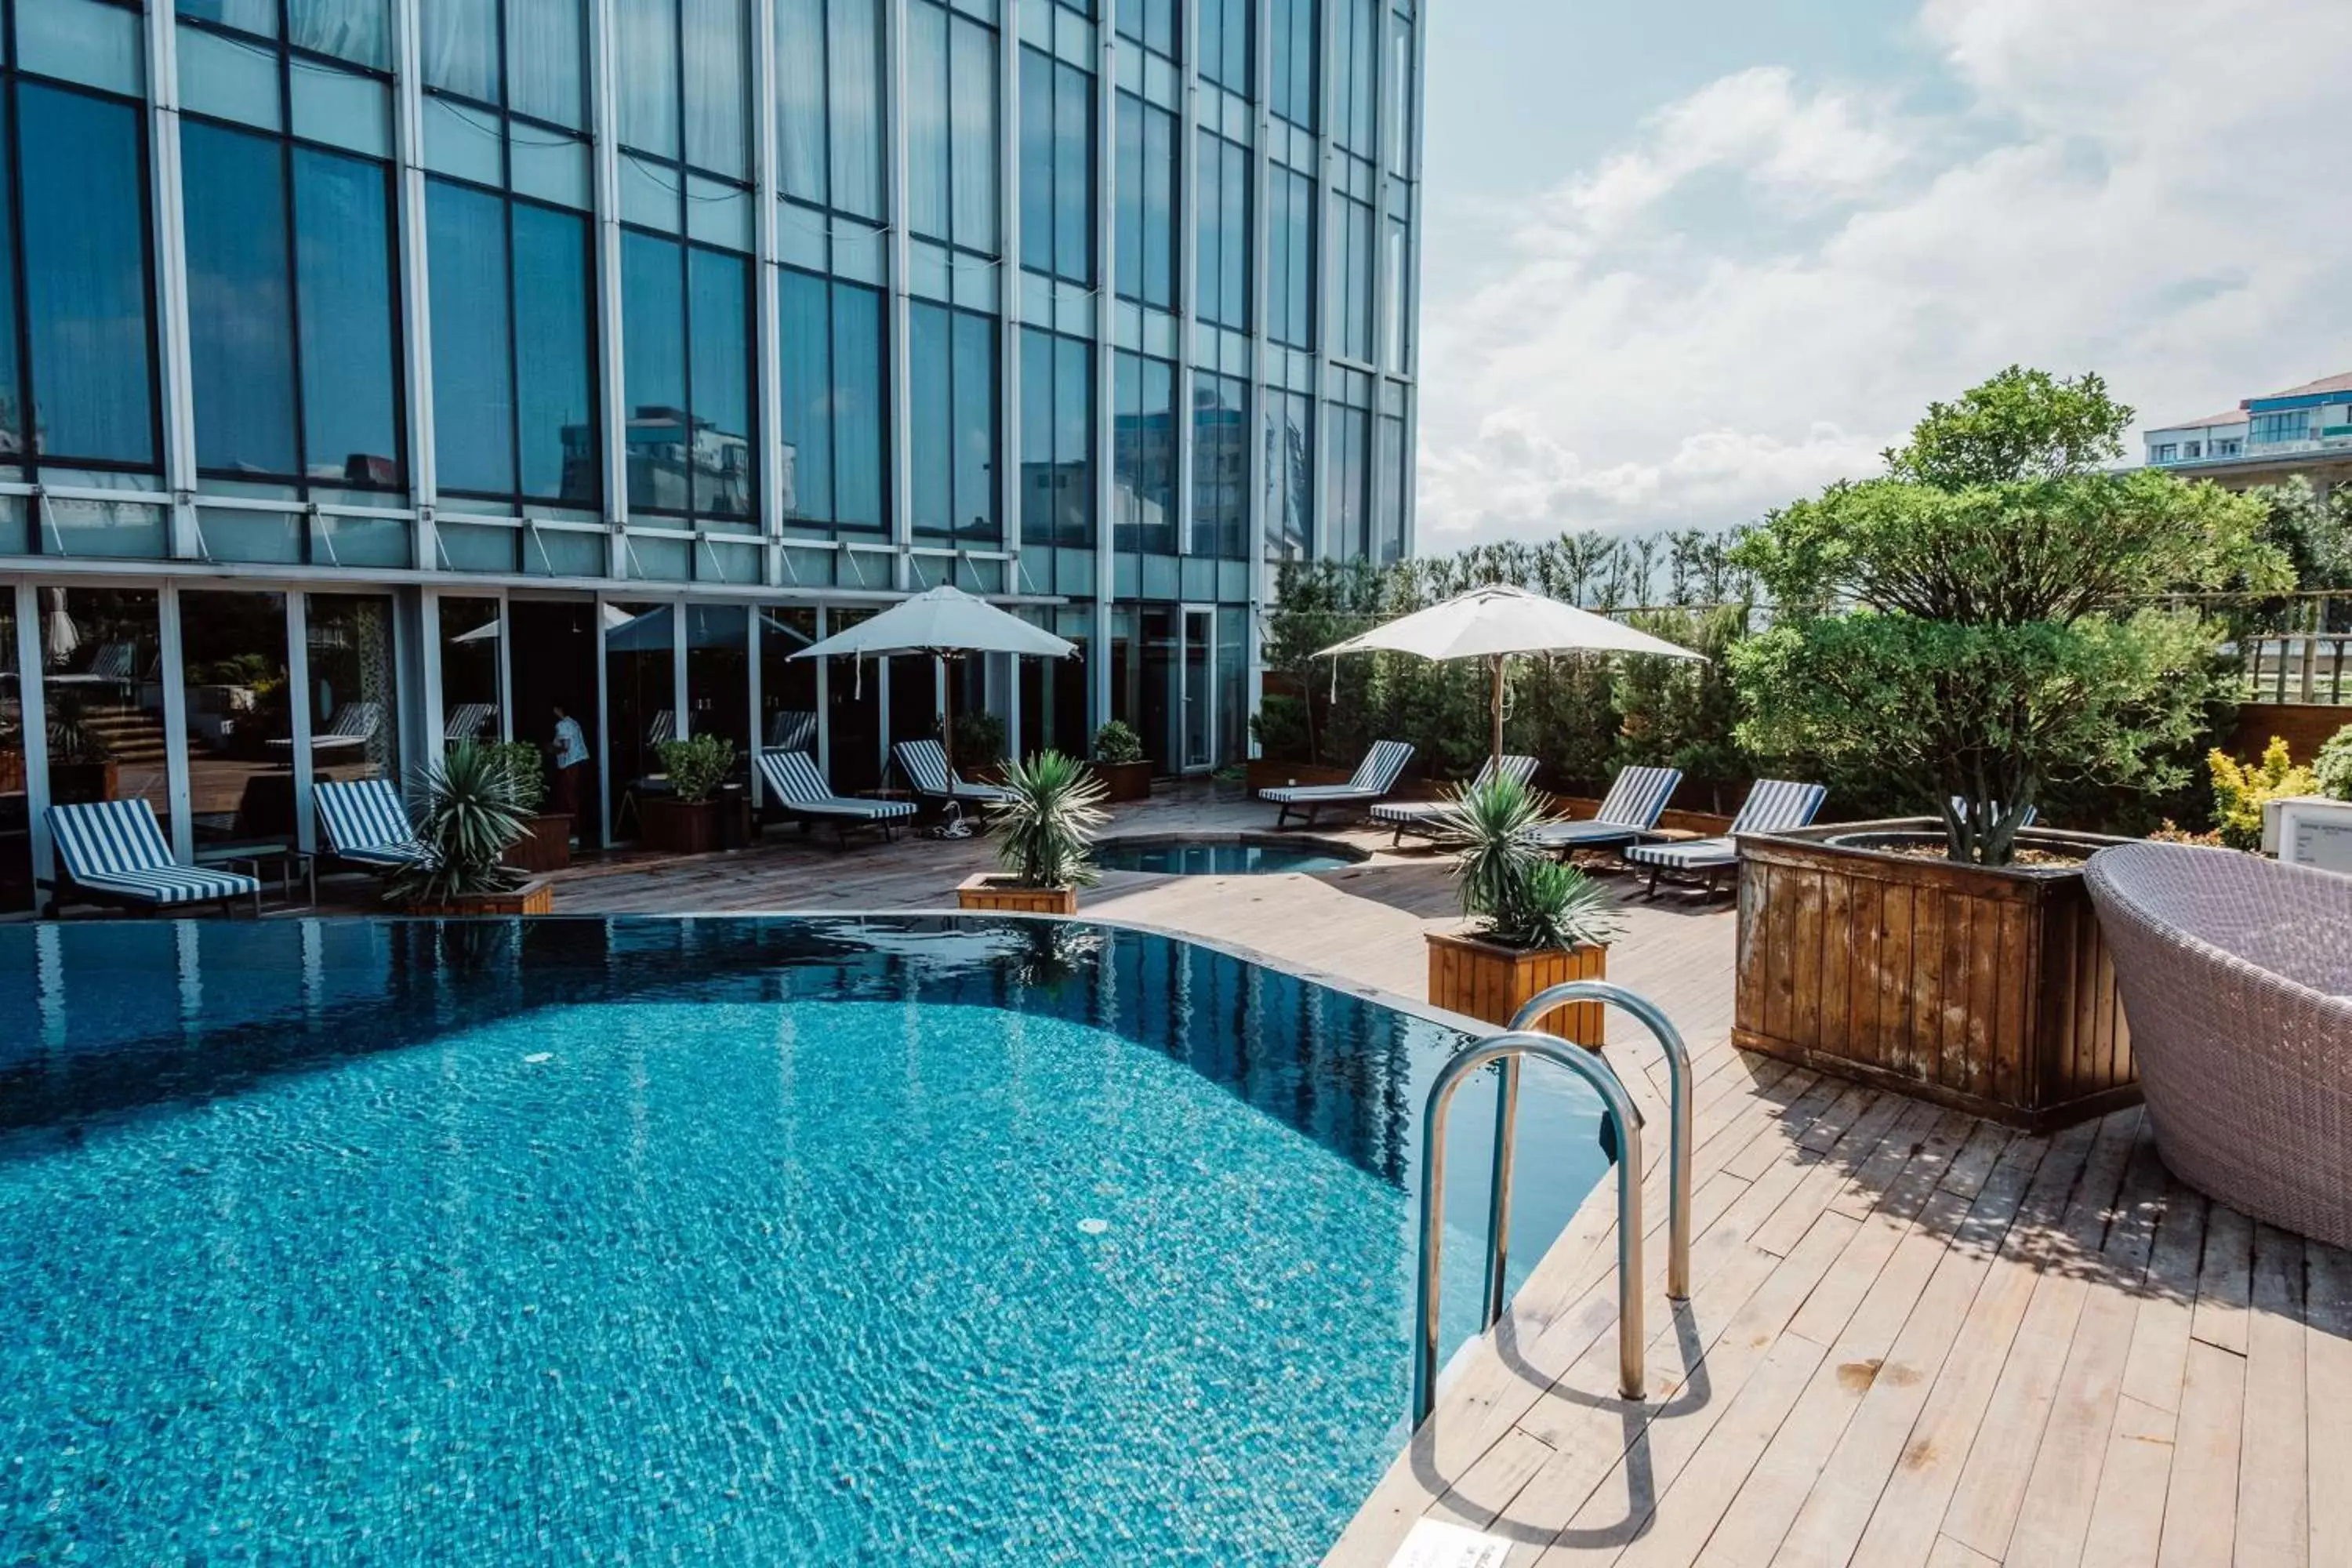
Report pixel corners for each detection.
[1090,759,1154,802]
[956,874,1080,916]
[1426,929,1607,1045]
[407,879,554,917]
[1734,820,2138,1131]
[1244,758,1356,794]
[641,797,721,855]
[502,812,574,873]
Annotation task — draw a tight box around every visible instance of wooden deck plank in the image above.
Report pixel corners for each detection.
[2234,1225,2308,1568]
[2156,1338,2245,1568]
[2190,1201,2254,1356]
[2307,1243,2352,1568]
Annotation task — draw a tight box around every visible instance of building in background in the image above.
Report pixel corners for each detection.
[0,0,1424,909]
[2143,372,2352,492]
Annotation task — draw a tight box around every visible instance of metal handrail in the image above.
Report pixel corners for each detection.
[1489,981,1695,1318]
[1412,1029,1647,1425]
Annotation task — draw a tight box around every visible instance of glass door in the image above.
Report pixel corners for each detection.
[1179,606,1214,772]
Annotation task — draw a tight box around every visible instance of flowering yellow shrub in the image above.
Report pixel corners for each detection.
[2207,736,2317,851]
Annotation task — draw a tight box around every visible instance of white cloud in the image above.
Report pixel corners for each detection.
[1415,0,2352,546]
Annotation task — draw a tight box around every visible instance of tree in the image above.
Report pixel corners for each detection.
[1730,368,2288,865]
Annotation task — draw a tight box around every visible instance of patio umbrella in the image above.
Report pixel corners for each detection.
[1315,583,1704,770]
[793,584,1075,774]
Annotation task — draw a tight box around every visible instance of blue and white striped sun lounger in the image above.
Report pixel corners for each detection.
[267,699,382,758]
[1529,764,1682,855]
[758,750,915,848]
[765,709,818,753]
[1624,778,1828,898]
[1368,753,1540,845]
[314,779,435,869]
[40,798,263,917]
[892,739,1014,809]
[444,702,497,742]
[1258,740,1417,828]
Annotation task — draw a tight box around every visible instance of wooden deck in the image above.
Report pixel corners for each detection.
[299,789,2345,1567]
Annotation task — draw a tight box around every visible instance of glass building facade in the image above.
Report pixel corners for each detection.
[0,0,1421,906]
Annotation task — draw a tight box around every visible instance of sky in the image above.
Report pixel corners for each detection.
[1411,0,2352,548]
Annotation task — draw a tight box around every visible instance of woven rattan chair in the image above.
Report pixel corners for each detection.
[2085,840,2352,1249]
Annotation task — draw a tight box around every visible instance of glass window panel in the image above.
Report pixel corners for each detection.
[18,85,157,469]
[1326,404,1368,560]
[829,283,886,526]
[510,130,593,210]
[1018,48,1053,273]
[1192,372,1247,557]
[1265,389,1312,559]
[687,246,754,521]
[1142,100,1174,308]
[1053,334,1091,546]
[421,0,499,101]
[909,302,952,535]
[952,310,996,543]
[178,590,294,848]
[426,180,516,496]
[776,269,832,521]
[422,94,503,184]
[948,16,998,252]
[1113,95,1142,302]
[437,597,503,743]
[177,24,283,131]
[1388,9,1413,172]
[294,150,402,487]
[906,3,950,241]
[621,232,688,514]
[1051,62,1092,285]
[0,593,25,913]
[183,122,299,478]
[775,0,827,204]
[180,0,277,37]
[0,114,16,461]
[514,203,599,505]
[615,0,680,158]
[685,603,751,760]
[682,0,749,177]
[510,0,588,127]
[40,589,165,833]
[827,0,884,218]
[757,605,819,761]
[289,61,393,158]
[1019,327,1052,546]
[303,593,402,787]
[619,152,681,231]
[21,0,144,96]
[1374,410,1405,563]
[1384,213,1409,371]
[289,0,390,68]
[1220,138,1249,329]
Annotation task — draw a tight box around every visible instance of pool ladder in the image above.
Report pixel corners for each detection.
[1410,981,1693,1425]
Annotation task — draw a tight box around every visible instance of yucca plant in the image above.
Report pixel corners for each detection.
[1434,773,1621,951]
[385,742,530,906]
[988,749,1110,889]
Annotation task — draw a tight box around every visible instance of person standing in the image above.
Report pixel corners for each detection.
[550,704,590,837]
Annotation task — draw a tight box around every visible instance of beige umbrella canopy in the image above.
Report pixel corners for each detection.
[1316,583,1704,769]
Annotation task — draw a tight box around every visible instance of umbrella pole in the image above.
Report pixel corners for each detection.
[1490,654,1506,771]
[938,652,954,778]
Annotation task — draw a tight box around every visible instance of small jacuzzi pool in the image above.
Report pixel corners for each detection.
[1095,836,1363,876]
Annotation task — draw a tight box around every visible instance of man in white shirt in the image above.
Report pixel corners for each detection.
[550,705,590,832]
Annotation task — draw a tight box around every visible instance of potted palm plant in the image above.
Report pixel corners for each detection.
[43,692,118,805]
[489,740,572,873]
[1425,773,1621,1044]
[388,742,552,916]
[1088,720,1153,802]
[642,734,735,854]
[957,750,1109,916]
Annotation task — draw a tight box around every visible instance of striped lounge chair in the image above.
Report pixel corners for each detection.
[765,709,819,753]
[314,779,434,869]
[444,702,497,742]
[757,750,915,848]
[267,699,382,759]
[892,739,1013,810]
[1529,764,1682,855]
[40,798,263,918]
[648,710,677,746]
[1624,778,1828,898]
[1368,753,1540,846]
[1258,740,1417,829]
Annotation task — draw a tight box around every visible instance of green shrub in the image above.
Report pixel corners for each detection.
[655,734,735,805]
[485,740,547,814]
[951,709,1005,768]
[2208,737,2317,851]
[1432,775,1621,952]
[1092,719,1144,765]
[386,743,526,906]
[989,750,1109,889]
[1249,693,1312,762]
[2314,723,2352,802]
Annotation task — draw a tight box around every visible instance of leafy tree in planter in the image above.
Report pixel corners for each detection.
[1614,604,1750,814]
[1730,366,2288,866]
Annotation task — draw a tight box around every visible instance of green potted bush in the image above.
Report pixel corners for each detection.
[952,710,1007,781]
[488,739,572,873]
[1088,719,1152,802]
[1423,774,1621,1044]
[387,742,550,916]
[643,733,737,854]
[1725,367,2290,1127]
[957,750,1109,916]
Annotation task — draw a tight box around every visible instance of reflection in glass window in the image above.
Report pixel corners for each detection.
[1114,94,1176,310]
[1112,353,1176,557]
[294,150,402,485]
[684,603,751,765]
[1268,167,1316,350]
[1325,404,1370,561]
[603,601,673,799]
[775,0,885,221]
[1021,328,1094,550]
[437,597,504,744]
[1328,192,1374,364]
[1265,390,1312,561]
[183,122,297,478]
[16,85,158,469]
[1198,0,1250,94]
[39,590,165,833]
[778,269,887,529]
[1115,0,1177,60]
[757,605,819,766]
[1330,0,1378,157]
[1375,411,1406,564]
[178,591,294,849]
[1196,130,1250,331]
[422,0,590,129]
[1269,0,1318,129]
[1019,49,1094,286]
[620,233,756,524]
[910,303,999,543]
[1192,374,1249,558]
[907,1,999,255]
[303,593,402,788]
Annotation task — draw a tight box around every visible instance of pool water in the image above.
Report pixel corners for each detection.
[1095,838,1359,876]
[0,917,1610,1564]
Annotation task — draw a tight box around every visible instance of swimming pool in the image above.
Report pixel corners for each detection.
[1094,836,1362,876]
[0,916,1610,1563]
